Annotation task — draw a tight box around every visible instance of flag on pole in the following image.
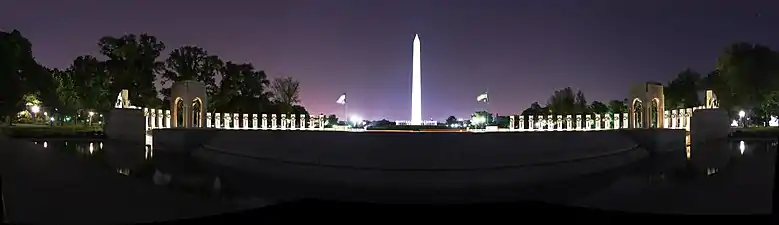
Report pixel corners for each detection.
[477,91,488,102]
[336,93,347,104]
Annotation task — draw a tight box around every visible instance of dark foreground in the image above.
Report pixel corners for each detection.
[1,136,776,224]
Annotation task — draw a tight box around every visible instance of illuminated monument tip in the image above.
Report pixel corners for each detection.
[411,34,422,125]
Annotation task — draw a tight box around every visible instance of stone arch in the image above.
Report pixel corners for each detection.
[170,80,208,128]
[631,98,643,128]
[650,98,661,128]
[628,82,665,128]
[192,97,204,127]
[173,97,185,127]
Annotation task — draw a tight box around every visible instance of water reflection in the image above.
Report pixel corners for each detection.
[27,137,775,209]
[29,139,259,206]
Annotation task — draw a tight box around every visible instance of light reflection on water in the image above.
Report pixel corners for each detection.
[29,140,250,202]
[28,137,776,207]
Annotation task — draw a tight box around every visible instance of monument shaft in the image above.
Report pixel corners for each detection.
[411,34,422,125]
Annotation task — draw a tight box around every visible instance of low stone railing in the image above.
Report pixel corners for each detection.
[507,105,712,132]
[142,108,328,131]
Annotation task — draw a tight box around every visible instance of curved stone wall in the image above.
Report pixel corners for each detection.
[191,130,648,189]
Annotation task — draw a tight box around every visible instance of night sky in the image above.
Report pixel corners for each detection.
[3,0,778,121]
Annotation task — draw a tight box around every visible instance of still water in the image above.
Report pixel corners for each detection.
[28,138,776,213]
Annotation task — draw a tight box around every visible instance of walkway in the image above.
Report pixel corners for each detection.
[0,135,246,225]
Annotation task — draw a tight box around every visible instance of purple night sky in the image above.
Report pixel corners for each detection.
[3,0,778,121]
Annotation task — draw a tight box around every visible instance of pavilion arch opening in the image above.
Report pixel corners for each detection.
[174,97,184,128]
[650,98,660,128]
[632,98,643,128]
[192,98,203,127]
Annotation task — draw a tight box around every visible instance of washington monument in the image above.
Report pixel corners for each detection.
[411,34,422,125]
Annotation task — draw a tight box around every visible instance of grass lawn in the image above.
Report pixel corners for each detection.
[0,123,103,138]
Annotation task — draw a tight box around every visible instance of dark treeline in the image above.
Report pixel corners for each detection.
[1,30,309,125]
[518,42,779,126]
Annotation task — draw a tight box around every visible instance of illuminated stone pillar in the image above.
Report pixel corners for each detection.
[622,113,628,128]
[319,114,325,130]
[663,110,669,128]
[271,114,277,129]
[565,115,572,131]
[509,116,515,130]
[146,108,153,130]
[595,114,601,130]
[613,114,620,129]
[575,115,582,130]
[605,114,612,129]
[546,115,553,131]
[222,113,233,129]
[252,114,258,129]
[233,113,239,129]
[206,112,212,128]
[215,113,221,128]
[300,114,307,129]
[585,115,592,130]
[290,114,297,129]
[262,114,268,129]
[156,109,164,128]
[518,115,525,130]
[556,115,563,131]
[243,113,249,129]
[528,115,535,131]
[281,114,287,129]
[164,110,171,128]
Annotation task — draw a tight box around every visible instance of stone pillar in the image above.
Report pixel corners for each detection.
[156,109,163,128]
[575,115,582,130]
[319,114,325,130]
[605,114,612,129]
[546,115,555,130]
[663,110,669,128]
[585,114,592,130]
[622,113,628,128]
[595,114,601,130]
[164,110,171,128]
[528,115,535,131]
[556,115,563,131]
[518,115,525,130]
[291,114,297,129]
[224,113,231,129]
[271,114,277,129]
[300,114,307,129]
[232,113,238,129]
[215,113,221,128]
[509,116,515,131]
[240,114,246,129]
[252,114,258,129]
[143,108,150,131]
[281,114,287,129]
[613,114,620,129]
[262,114,268,129]
[206,112,212,128]
[565,115,572,130]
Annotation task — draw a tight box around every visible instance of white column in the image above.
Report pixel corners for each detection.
[528,115,535,131]
[164,110,171,128]
[271,114,277,129]
[291,114,297,130]
[605,114,612,129]
[518,115,525,131]
[215,113,221,128]
[300,114,307,129]
[546,115,553,131]
[595,114,601,130]
[156,109,163,128]
[281,114,287,129]
[663,110,669,128]
[206,112,212,128]
[509,116,515,131]
[262,114,268,129]
[556,115,563,131]
[566,115,572,131]
[622,113,630,128]
[243,113,249,129]
[233,113,239,129]
[252,114,258,129]
[613,114,620,129]
[575,115,582,130]
[143,108,149,131]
